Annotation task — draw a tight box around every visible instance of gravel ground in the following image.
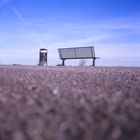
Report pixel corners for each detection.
[0,65,140,140]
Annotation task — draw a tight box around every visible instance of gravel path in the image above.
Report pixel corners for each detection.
[0,65,140,140]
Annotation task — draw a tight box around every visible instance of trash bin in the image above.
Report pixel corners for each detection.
[39,48,48,66]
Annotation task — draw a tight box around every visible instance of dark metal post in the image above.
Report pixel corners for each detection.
[92,58,95,66]
[62,59,65,66]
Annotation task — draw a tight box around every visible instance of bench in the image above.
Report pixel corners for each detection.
[58,46,99,66]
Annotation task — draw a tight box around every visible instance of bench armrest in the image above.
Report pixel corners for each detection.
[95,57,100,59]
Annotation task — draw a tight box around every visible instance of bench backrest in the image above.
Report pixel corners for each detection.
[58,46,96,60]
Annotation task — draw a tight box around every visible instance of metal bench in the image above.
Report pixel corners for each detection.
[58,46,99,66]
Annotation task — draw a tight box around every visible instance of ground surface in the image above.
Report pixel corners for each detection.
[0,65,140,140]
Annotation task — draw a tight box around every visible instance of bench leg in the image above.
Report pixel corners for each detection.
[92,59,95,66]
[62,59,65,66]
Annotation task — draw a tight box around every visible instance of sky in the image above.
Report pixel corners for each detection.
[0,0,140,66]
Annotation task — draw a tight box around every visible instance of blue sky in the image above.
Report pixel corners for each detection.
[0,0,140,66]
